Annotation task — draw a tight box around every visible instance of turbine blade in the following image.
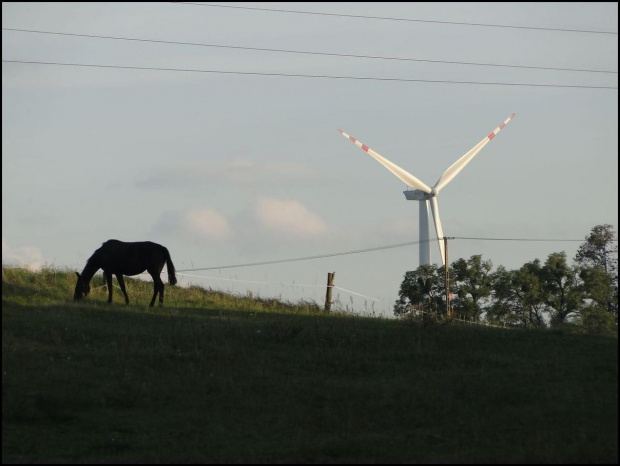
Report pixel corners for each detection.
[433,113,515,193]
[429,197,446,266]
[338,129,432,193]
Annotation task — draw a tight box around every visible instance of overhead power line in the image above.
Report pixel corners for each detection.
[454,236,592,242]
[177,239,429,272]
[3,60,617,89]
[3,27,616,74]
[176,236,612,272]
[173,2,618,35]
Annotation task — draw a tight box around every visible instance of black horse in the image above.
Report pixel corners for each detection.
[74,239,177,307]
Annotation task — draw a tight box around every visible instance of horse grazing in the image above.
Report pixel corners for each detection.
[74,239,177,307]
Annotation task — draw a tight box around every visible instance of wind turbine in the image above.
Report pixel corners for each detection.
[338,114,515,267]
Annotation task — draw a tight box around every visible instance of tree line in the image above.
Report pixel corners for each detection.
[394,224,618,335]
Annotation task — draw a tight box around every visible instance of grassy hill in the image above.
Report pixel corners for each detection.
[2,267,618,463]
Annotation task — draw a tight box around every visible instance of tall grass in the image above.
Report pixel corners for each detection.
[2,267,618,463]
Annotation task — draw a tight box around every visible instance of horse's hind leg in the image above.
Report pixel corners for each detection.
[149,284,157,307]
[149,272,165,307]
[159,282,165,306]
[116,274,130,304]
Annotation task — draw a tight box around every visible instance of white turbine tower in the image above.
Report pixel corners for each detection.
[338,114,515,267]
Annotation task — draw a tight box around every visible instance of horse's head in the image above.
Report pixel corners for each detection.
[73,272,90,301]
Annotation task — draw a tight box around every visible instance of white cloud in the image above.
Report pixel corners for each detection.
[2,239,44,271]
[184,208,232,241]
[255,197,328,238]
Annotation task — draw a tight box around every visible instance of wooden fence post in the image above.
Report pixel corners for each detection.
[325,272,335,312]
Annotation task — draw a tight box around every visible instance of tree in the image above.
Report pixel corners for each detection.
[487,261,546,328]
[540,252,583,327]
[579,266,613,310]
[579,304,616,336]
[574,224,618,322]
[394,264,445,317]
[575,224,618,274]
[450,255,493,322]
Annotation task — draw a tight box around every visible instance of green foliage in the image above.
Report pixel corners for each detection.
[396,224,618,335]
[575,224,618,273]
[451,255,493,321]
[579,304,617,336]
[393,264,445,316]
[2,266,618,463]
[540,252,583,326]
[575,224,618,321]
[579,266,613,307]
[487,262,546,328]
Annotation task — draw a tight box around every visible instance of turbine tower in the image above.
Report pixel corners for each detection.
[338,114,515,267]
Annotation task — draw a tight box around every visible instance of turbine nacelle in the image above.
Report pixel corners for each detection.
[403,190,432,201]
[339,114,515,267]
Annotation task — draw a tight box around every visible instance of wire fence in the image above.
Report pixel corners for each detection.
[403,304,518,330]
[91,272,524,328]
[6,234,615,322]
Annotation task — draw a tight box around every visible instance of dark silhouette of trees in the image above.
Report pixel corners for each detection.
[395,224,618,335]
[574,224,618,323]
[487,261,546,328]
[394,264,445,317]
[451,255,493,322]
[539,252,583,327]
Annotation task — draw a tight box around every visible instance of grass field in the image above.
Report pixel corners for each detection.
[2,267,618,463]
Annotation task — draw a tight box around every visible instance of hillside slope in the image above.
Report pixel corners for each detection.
[2,267,618,463]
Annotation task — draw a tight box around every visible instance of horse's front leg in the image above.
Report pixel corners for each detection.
[104,271,114,303]
[116,274,130,304]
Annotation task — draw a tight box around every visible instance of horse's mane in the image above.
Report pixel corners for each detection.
[86,242,111,266]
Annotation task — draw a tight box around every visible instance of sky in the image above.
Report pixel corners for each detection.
[2,2,618,318]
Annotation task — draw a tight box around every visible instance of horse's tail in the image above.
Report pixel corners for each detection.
[165,248,178,286]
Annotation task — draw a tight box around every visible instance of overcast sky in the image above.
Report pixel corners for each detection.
[2,2,618,317]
